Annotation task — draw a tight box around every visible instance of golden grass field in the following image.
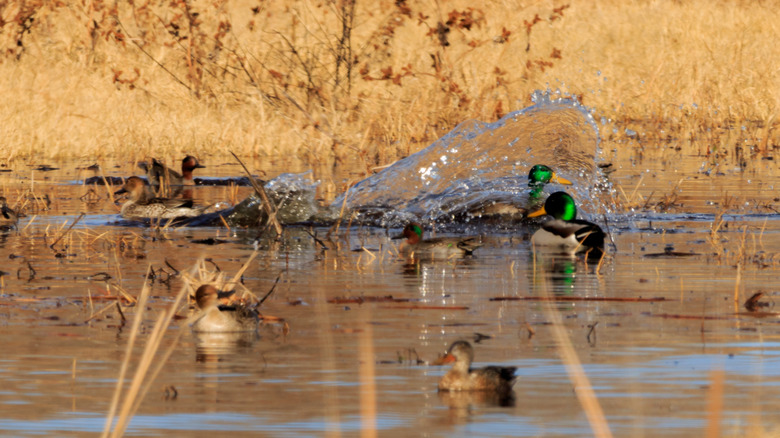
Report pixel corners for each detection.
[1,0,777,171]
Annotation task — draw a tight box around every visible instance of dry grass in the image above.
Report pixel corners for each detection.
[0,0,778,171]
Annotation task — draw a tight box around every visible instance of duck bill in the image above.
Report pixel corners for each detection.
[432,353,456,365]
[391,233,405,240]
[114,187,127,195]
[195,164,206,169]
[551,172,572,185]
[527,206,547,218]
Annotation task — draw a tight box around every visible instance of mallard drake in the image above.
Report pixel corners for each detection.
[437,340,517,393]
[114,176,209,220]
[394,222,481,257]
[191,285,259,333]
[527,191,605,258]
[138,155,205,187]
[527,164,572,205]
[467,164,572,219]
[0,197,18,229]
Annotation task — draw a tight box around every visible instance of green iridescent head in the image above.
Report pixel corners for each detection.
[395,222,424,244]
[527,165,572,188]
[528,191,578,221]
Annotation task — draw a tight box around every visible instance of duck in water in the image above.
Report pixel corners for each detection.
[437,340,517,393]
[138,155,205,193]
[467,164,572,220]
[114,176,209,220]
[394,222,482,258]
[527,191,605,258]
[191,284,260,333]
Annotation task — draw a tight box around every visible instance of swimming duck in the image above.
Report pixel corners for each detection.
[114,176,209,220]
[527,191,605,257]
[191,284,259,333]
[437,340,517,392]
[0,197,18,229]
[138,155,205,187]
[527,164,572,205]
[393,222,481,257]
[467,164,572,219]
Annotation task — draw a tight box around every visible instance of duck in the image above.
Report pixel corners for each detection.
[467,164,572,219]
[527,164,572,207]
[393,222,482,257]
[437,340,517,393]
[114,176,209,220]
[191,284,259,333]
[0,197,18,229]
[527,191,605,258]
[138,155,205,187]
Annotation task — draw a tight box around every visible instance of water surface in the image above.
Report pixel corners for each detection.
[1,98,780,436]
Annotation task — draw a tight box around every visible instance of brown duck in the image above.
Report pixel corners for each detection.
[114,176,209,220]
[138,155,205,187]
[437,340,517,393]
[191,285,260,333]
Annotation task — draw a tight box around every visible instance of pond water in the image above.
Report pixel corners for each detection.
[2,97,780,437]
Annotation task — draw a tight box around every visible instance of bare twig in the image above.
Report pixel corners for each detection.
[229,151,283,235]
[258,273,283,306]
[50,213,85,250]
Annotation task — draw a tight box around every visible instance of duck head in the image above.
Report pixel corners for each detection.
[195,284,220,310]
[114,176,150,203]
[182,156,205,176]
[393,222,424,245]
[439,340,475,371]
[527,191,578,221]
[528,165,572,188]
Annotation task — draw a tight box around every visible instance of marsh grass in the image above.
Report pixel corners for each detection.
[1,0,778,172]
[533,260,612,437]
[102,269,190,438]
[100,254,274,437]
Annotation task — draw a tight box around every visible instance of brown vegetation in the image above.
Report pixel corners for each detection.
[0,0,778,171]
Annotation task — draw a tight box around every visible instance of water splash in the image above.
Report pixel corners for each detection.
[332,91,603,226]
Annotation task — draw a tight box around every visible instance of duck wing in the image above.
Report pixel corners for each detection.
[543,219,603,242]
[146,197,195,209]
[470,365,518,390]
[422,236,482,255]
[570,219,605,251]
[480,366,518,383]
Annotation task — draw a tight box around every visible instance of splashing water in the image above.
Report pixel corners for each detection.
[332,91,604,226]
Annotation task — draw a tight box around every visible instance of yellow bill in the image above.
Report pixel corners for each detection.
[527,206,547,218]
[551,172,572,185]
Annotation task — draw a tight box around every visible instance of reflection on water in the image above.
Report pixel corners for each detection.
[1,111,780,435]
[1,208,780,436]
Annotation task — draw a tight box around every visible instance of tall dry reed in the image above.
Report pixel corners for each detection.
[0,0,777,170]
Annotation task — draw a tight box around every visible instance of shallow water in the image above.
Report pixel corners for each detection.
[3,100,780,436]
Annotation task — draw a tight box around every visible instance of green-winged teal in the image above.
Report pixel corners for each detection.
[138,155,205,187]
[114,176,209,220]
[527,191,605,257]
[437,340,517,392]
[191,285,259,333]
[394,222,481,257]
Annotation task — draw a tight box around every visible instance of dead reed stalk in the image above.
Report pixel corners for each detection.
[536,274,612,437]
[101,265,191,438]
